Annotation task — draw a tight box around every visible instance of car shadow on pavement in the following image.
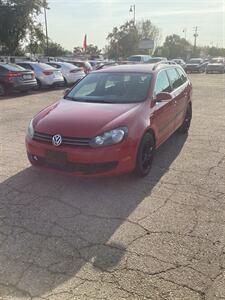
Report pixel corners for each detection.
[0,133,187,298]
[0,86,65,101]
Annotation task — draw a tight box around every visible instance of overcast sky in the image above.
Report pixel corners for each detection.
[42,0,224,51]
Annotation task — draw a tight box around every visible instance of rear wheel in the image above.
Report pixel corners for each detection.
[0,83,5,96]
[178,104,192,134]
[135,132,155,177]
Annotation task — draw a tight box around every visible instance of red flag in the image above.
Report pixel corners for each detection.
[83,34,87,51]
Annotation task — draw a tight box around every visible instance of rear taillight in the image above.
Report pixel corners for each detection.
[43,70,53,76]
[5,72,21,81]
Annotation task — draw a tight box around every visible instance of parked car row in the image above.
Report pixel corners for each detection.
[0,61,87,96]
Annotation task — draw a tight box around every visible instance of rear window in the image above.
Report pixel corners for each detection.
[66,72,152,103]
[61,62,79,70]
[36,63,55,70]
[2,64,25,71]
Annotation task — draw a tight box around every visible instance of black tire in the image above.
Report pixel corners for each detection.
[0,83,5,96]
[135,132,155,177]
[36,79,42,90]
[63,77,68,87]
[178,104,192,134]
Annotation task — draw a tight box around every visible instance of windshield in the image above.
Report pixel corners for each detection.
[148,58,164,63]
[65,72,152,103]
[211,58,224,64]
[127,56,141,62]
[189,59,202,64]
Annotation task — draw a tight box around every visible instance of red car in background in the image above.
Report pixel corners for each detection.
[26,63,192,177]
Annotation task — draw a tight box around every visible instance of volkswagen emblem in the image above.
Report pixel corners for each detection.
[52,134,62,147]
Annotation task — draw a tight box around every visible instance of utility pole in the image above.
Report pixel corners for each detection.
[44,7,49,59]
[129,5,136,24]
[193,26,199,53]
[183,28,187,40]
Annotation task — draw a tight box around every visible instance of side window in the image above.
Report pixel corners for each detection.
[154,71,172,95]
[176,68,187,84]
[166,68,182,90]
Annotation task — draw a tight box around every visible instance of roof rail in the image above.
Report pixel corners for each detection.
[152,60,177,71]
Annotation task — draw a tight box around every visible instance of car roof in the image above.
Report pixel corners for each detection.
[93,63,177,74]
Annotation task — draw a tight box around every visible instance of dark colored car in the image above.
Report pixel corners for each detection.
[185,58,206,73]
[26,63,192,177]
[206,57,225,74]
[172,59,186,69]
[0,63,37,96]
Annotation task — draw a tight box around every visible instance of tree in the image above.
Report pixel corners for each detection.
[158,34,192,59]
[0,0,48,55]
[106,19,160,59]
[27,23,45,56]
[44,41,71,57]
[73,46,83,55]
[85,44,101,56]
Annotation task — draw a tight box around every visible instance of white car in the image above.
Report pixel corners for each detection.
[17,62,64,88]
[47,62,86,85]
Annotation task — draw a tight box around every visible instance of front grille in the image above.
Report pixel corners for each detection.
[28,153,118,174]
[33,131,91,147]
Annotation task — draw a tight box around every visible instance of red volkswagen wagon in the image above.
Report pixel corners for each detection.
[26,64,192,177]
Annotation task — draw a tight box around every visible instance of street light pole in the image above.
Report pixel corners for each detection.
[44,7,49,59]
[129,5,136,24]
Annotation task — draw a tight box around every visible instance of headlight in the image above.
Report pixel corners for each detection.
[90,127,128,148]
[27,119,34,138]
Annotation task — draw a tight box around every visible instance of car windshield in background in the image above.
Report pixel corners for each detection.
[148,58,163,63]
[66,72,152,103]
[3,64,25,71]
[189,59,202,64]
[211,59,224,64]
[127,56,141,62]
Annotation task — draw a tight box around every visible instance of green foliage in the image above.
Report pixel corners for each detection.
[44,41,71,57]
[73,44,101,56]
[158,34,192,59]
[106,19,160,59]
[0,0,48,55]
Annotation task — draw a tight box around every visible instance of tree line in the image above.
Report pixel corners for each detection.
[0,0,224,59]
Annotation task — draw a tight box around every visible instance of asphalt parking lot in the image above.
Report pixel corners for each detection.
[0,74,225,300]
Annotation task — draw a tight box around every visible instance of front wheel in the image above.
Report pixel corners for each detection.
[178,104,192,134]
[135,132,155,177]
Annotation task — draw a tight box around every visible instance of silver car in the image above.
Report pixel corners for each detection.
[47,62,85,85]
[17,62,64,88]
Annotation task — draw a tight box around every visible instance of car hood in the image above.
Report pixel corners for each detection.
[33,98,143,137]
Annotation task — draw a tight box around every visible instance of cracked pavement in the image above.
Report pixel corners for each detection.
[0,74,225,299]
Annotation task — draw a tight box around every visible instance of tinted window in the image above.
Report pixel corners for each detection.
[66,72,152,103]
[155,71,172,95]
[166,68,182,90]
[176,68,187,84]
[128,56,141,62]
[3,64,25,71]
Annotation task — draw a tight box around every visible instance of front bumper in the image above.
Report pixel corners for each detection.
[26,136,137,176]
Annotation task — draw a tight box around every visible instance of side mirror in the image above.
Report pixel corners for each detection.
[155,92,172,102]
